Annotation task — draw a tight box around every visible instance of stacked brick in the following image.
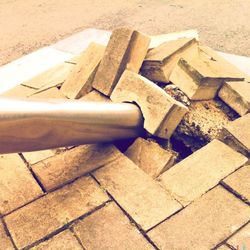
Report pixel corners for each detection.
[0,27,249,249]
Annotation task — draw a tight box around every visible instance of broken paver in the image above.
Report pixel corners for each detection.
[148,186,250,250]
[158,139,248,206]
[1,85,36,98]
[73,202,153,250]
[32,144,121,191]
[94,155,182,231]
[111,70,188,139]
[92,28,150,96]
[219,114,250,157]
[141,37,198,82]
[29,87,66,99]
[61,43,106,99]
[0,220,14,250]
[169,50,244,100]
[125,137,177,178]
[227,222,250,249]
[219,81,250,116]
[30,230,82,250]
[223,165,250,204]
[22,62,74,90]
[0,154,43,215]
[4,176,109,249]
[80,89,110,102]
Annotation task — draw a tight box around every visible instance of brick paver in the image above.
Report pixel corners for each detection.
[4,176,109,249]
[0,154,43,215]
[148,186,250,249]
[0,220,14,250]
[32,144,121,191]
[30,230,83,250]
[227,222,250,249]
[223,165,250,204]
[94,155,182,231]
[73,202,153,250]
[158,139,247,206]
[22,149,55,165]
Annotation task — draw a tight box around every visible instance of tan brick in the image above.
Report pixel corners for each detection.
[148,186,250,250]
[125,138,177,178]
[227,222,250,249]
[216,245,231,250]
[4,176,109,249]
[0,154,43,215]
[94,155,182,231]
[22,62,74,89]
[29,87,66,99]
[30,230,82,250]
[1,85,36,98]
[111,70,188,139]
[73,202,153,250]
[32,144,121,191]
[223,165,250,204]
[80,89,110,102]
[92,28,150,96]
[61,43,105,99]
[158,140,248,206]
[219,81,250,116]
[141,37,198,82]
[169,50,244,100]
[0,220,14,250]
[22,150,55,165]
[219,114,250,157]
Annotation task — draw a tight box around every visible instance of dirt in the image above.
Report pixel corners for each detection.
[1,0,250,66]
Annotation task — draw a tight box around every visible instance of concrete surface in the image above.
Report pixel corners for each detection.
[1,0,250,66]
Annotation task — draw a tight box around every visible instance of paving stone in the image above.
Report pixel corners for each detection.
[158,139,248,206]
[94,155,182,231]
[169,49,244,100]
[32,144,121,191]
[219,114,250,157]
[22,150,55,165]
[223,165,250,204]
[92,28,150,96]
[1,85,36,98]
[4,176,109,249]
[216,245,231,250]
[227,222,250,249]
[125,137,177,178]
[30,230,82,250]
[80,89,110,102]
[111,70,188,139]
[141,37,198,82]
[0,154,43,215]
[61,43,106,99]
[22,62,75,89]
[219,81,250,116]
[0,220,14,250]
[73,202,153,250]
[148,186,250,250]
[29,87,66,99]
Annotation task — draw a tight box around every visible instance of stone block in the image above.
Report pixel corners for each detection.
[92,28,150,96]
[94,155,182,231]
[148,186,250,249]
[1,85,36,98]
[80,90,110,102]
[73,202,153,250]
[219,81,250,116]
[158,139,248,206]
[22,150,55,165]
[32,144,121,191]
[4,176,109,249]
[141,37,198,82]
[61,43,106,99]
[111,70,188,139]
[0,154,43,215]
[125,137,177,178]
[0,220,14,250]
[29,87,66,99]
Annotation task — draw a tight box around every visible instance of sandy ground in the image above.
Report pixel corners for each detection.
[1,0,250,66]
